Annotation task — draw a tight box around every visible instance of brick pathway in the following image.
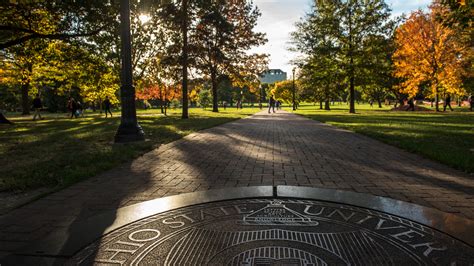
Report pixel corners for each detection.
[1,110,473,254]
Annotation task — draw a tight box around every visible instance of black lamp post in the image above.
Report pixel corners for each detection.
[115,0,145,143]
[292,67,296,111]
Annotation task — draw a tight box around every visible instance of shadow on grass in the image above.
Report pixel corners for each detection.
[1,110,473,264]
[0,113,242,192]
[298,110,474,173]
[1,112,259,264]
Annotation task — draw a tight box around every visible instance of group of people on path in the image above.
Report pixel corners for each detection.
[268,95,281,114]
[67,97,84,119]
[31,95,114,121]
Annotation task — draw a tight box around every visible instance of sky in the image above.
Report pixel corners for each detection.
[251,0,432,76]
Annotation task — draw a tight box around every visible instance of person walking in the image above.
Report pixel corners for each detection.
[443,94,453,111]
[268,95,275,114]
[68,97,78,118]
[76,101,84,117]
[32,94,43,121]
[103,96,113,118]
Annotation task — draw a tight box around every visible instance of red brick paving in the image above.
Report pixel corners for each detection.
[0,110,473,253]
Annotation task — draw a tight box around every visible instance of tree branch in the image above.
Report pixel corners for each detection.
[0,25,108,50]
[0,25,37,34]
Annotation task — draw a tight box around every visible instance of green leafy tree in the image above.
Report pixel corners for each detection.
[192,0,267,112]
[0,1,117,49]
[359,27,399,108]
[198,88,212,109]
[158,0,199,119]
[1,38,49,114]
[271,80,293,104]
[438,0,473,101]
[291,0,395,113]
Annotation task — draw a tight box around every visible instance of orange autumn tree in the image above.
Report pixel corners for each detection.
[136,84,160,102]
[393,4,467,111]
[136,83,181,115]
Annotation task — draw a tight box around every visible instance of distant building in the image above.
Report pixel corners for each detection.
[259,69,287,84]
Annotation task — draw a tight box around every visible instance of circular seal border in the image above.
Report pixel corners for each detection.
[4,186,473,265]
[70,198,473,265]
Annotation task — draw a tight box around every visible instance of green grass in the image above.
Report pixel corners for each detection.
[289,103,474,173]
[0,107,261,192]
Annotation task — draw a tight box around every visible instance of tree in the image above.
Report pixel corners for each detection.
[291,0,394,113]
[439,0,473,30]
[1,38,49,114]
[338,1,394,113]
[230,57,268,106]
[438,0,473,103]
[180,0,189,119]
[1,37,120,115]
[393,4,467,111]
[192,0,267,112]
[82,68,119,112]
[272,80,297,105]
[157,0,200,119]
[0,1,116,49]
[137,55,182,115]
[198,89,212,109]
[359,29,399,108]
[0,3,120,115]
[293,1,342,110]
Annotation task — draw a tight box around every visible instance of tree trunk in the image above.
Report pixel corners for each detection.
[98,99,103,114]
[164,97,167,116]
[435,87,439,112]
[21,63,33,115]
[348,5,355,114]
[0,112,13,124]
[324,99,330,110]
[21,82,30,115]
[211,68,219,112]
[377,98,382,108]
[181,0,189,119]
[397,98,404,108]
[319,100,323,109]
[349,75,355,113]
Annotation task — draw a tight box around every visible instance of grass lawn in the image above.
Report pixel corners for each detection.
[289,103,474,173]
[0,107,261,192]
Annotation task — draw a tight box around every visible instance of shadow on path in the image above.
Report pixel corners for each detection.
[1,110,473,264]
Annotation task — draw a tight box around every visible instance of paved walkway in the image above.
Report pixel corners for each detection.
[1,110,473,254]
